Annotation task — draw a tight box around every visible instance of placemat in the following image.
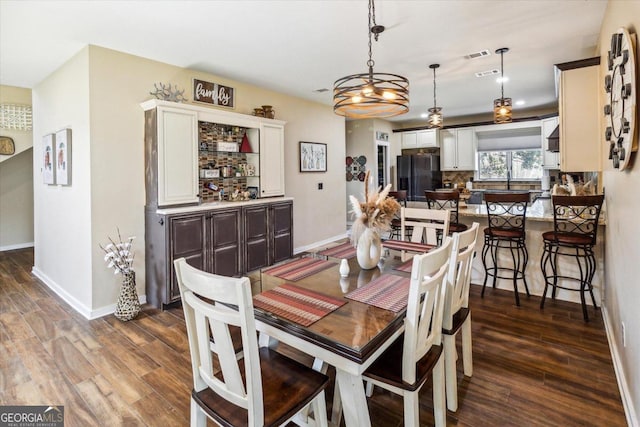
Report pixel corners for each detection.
[262,257,336,281]
[317,242,356,259]
[393,258,414,273]
[382,240,434,253]
[345,274,410,313]
[253,283,346,327]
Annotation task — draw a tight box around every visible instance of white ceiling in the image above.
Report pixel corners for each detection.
[0,0,607,123]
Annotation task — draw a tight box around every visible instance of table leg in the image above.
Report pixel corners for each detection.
[334,369,371,427]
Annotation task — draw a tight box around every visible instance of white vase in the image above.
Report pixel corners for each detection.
[356,228,382,270]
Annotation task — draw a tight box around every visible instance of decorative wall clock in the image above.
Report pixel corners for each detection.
[604,27,638,171]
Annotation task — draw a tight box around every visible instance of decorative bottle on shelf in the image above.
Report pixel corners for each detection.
[240,133,252,153]
[339,259,350,277]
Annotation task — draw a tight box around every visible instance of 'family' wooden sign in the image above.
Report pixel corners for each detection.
[193,79,235,109]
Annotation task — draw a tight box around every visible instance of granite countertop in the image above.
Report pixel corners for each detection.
[155,196,293,215]
[459,198,607,225]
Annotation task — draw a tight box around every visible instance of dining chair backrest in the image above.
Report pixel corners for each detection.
[425,190,461,224]
[403,237,453,384]
[484,192,529,234]
[401,207,450,246]
[443,222,479,331]
[174,259,264,426]
[552,195,604,245]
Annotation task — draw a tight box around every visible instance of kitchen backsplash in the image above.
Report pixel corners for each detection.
[442,170,542,190]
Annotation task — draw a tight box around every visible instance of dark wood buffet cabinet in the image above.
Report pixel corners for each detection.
[145,199,293,309]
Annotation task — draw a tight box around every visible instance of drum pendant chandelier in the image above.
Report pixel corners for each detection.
[493,47,513,123]
[333,0,409,119]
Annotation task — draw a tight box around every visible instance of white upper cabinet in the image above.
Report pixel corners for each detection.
[440,128,476,171]
[259,122,285,197]
[541,116,560,170]
[401,129,439,149]
[156,106,199,206]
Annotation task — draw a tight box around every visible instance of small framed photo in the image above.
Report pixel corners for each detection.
[42,133,56,184]
[247,186,259,199]
[299,141,327,173]
[375,131,389,141]
[55,128,72,186]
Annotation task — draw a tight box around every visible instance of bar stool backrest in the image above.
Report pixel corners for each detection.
[389,190,408,207]
[552,195,604,245]
[484,192,530,233]
[425,190,461,224]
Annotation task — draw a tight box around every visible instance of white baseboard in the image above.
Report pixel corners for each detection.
[294,232,349,254]
[602,306,638,427]
[0,242,34,252]
[32,267,147,320]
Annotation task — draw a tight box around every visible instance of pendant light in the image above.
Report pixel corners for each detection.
[427,64,443,128]
[333,0,409,119]
[493,47,512,124]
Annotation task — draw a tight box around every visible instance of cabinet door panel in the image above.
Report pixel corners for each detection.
[212,246,242,277]
[270,202,293,264]
[211,210,241,247]
[456,129,476,170]
[542,116,560,169]
[260,123,285,197]
[209,209,241,276]
[440,130,457,170]
[244,206,269,271]
[169,214,206,302]
[272,234,292,264]
[157,108,199,206]
[401,132,417,149]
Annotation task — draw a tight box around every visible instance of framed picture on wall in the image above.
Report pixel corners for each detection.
[55,128,72,186]
[299,141,327,172]
[42,133,55,184]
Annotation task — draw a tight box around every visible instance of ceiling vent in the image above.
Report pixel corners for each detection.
[465,49,491,60]
[314,88,329,93]
[475,69,500,78]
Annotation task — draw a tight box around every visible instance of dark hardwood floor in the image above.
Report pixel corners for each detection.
[0,248,626,426]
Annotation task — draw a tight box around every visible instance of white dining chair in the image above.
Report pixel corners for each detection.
[174,258,329,427]
[443,222,479,412]
[361,237,453,427]
[401,207,450,246]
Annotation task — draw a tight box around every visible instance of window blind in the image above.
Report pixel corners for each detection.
[476,127,541,151]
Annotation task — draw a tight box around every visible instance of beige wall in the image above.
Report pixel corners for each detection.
[0,149,34,249]
[32,47,93,313]
[599,1,640,424]
[33,45,346,316]
[0,85,34,250]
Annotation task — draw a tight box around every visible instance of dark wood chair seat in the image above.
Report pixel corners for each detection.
[442,307,470,336]
[542,231,593,246]
[483,227,525,240]
[364,334,442,392]
[449,222,469,233]
[195,347,329,427]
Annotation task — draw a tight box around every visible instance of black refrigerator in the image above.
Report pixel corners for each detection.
[397,154,442,202]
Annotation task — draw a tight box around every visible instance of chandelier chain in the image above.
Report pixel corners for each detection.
[500,49,505,100]
[433,66,437,108]
[367,0,375,68]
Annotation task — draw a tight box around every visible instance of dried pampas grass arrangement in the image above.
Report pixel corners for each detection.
[349,170,400,246]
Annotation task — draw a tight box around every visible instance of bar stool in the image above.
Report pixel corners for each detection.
[540,195,604,321]
[425,190,469,234]
[388,190,407,240]
[481,192,530,306]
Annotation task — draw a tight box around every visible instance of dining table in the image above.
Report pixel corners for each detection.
[253,245,418,427]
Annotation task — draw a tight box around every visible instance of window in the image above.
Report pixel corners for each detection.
[478,149,542,180]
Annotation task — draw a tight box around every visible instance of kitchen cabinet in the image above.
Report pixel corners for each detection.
[145,199,293,309]
[401,129,439,149]
[541,116,561,170]
[144,105,199,207]
[556,58,601,171]
[440,128,476,171]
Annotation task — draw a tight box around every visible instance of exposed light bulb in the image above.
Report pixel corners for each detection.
[362,85,374,95]
[382,91,396,100]
[352,95,363,103]
[499,107,508,115]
